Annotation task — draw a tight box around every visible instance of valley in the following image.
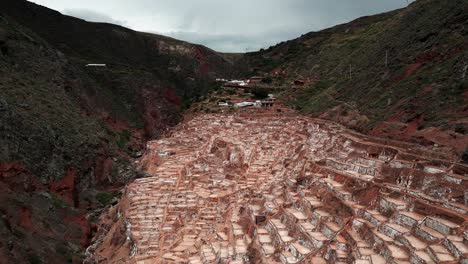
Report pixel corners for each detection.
[0,0,466,263]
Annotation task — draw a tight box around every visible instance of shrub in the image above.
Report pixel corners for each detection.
[262,77,273,84]
[96,192,119,205]
[251,88,269,99]
[462,149,468,164]
[455,124,466,134]
[115,130,131,149]
[27,254,42,264]
[226,89,236,95]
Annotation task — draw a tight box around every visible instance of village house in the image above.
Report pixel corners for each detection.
[85,63,106,67]
[248,76,264,83]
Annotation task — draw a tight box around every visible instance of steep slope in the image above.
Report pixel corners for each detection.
[241,0,468,156]
[0,0,233,139]
[0,1,233,263]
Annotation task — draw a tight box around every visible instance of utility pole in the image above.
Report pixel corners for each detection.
[385,50,388,68]
[349,64,352,79]
[462,61,467,80]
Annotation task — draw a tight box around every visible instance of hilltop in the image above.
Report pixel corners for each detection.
[240,0,468,156]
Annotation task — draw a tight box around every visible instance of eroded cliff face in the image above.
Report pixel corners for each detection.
[89,110,467,263]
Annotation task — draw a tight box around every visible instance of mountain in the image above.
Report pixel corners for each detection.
[0,0,234,262]
[0,0,467,262]
[241,0,468,156]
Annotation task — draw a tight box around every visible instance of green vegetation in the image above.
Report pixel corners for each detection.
[262,77,273,84]
[294,81,337,113]
[57,243,85,263]
[13,228,26,239]
[462,149,468,164]
[27,254,42,264]
[96,191,120,206]
[50,193,69,209]
[181,98,194,111]
[226,89,236,95]
[251,88,269,99]
[115,129,131,149]
[244,0,468,139]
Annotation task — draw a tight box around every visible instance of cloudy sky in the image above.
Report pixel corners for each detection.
[29,0,414,52]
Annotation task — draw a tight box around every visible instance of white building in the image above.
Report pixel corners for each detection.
[234,102,255,108]
[85,64,107,67]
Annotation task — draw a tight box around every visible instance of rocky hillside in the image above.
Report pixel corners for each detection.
[0,0,233,263]
[241,0,468,156]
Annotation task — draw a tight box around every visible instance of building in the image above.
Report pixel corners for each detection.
[218,102,233,107]
[85,64,107,67]
[235,102,256,108]
[223,80,251,88]
[249,76,264,83]
[261,98,276,108]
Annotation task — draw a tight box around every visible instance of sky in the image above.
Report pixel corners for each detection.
[28,0,415,52]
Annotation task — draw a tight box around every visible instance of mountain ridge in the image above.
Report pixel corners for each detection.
[240,0,467,156]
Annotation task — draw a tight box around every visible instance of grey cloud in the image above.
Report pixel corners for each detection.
[63,8,128,27]
[166,30,304,53]
[32,0,416,52]
[143,0,415,52]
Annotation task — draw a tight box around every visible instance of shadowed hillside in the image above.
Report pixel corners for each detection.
[0,0,234,262]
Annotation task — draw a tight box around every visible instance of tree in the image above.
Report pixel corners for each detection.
[262,77,273,84]
[251,88,269,99]
[462,149,468,164]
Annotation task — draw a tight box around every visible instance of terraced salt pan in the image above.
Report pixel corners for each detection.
[90,113,467,264]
